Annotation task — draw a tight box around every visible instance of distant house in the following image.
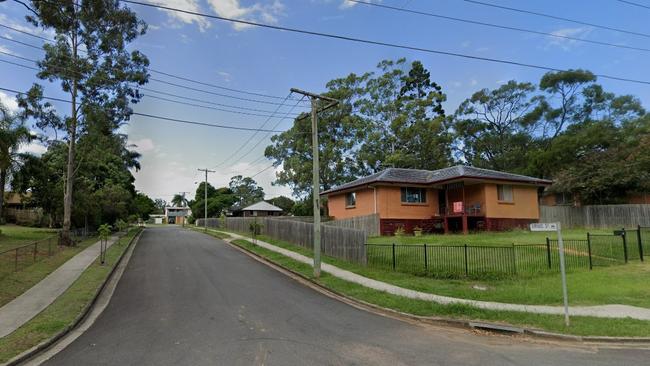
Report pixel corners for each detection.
[164,206,191,225]
[229,201,283,217]
[321,165,551,235]
[149,214,165,224]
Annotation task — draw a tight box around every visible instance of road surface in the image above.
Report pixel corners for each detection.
[43,226,649,365]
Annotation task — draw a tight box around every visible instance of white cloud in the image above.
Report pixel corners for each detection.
[339,0,380,9]
[18,141,48,156]
[207,0,285,31]
[217,71,231,82]
[144,0,211,31]
[0,44,19,57]
[130,138,156,153]
[470,79,478,87]
[546,27,593,51]
[0,91,19,114]
[0,14,55,39]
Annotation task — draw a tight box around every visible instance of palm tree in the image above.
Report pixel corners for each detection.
[171,194,188,207]
[0,102,34,222]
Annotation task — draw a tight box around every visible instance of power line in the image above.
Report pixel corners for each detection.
[0,22,306,103]
[211,93,293,170]
[616,0,650,10]
[140,87,299,116]
[121,0,650,86]
[462,0,650,39]
[143,93,299,119]
[348,0,650,53]
[219,96,304,169]
[249,164,275,178]
[0,86,289,133]
[0,49,303,117]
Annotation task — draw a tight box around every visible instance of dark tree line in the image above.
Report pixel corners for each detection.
[266,60,649,205]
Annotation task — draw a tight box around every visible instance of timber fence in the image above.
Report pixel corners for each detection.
[540,204,650,228]
[197,217,367,264]
[323,214,380,237]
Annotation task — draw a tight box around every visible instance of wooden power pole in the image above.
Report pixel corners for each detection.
[289,88,338,278]
[197,168,215,231]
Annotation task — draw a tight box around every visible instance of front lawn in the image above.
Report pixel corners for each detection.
[367,228,617,246]
[0,225,58,252]
[217,229,650,309]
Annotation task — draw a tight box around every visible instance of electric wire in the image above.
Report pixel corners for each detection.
[348,0,650,53]
[120,0,650,86]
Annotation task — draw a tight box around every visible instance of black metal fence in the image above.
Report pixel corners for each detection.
[366,226,647,279]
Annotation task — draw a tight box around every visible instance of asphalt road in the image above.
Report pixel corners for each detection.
[43,226,649,365]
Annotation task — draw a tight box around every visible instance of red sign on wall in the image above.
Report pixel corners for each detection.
[453,201,464,213]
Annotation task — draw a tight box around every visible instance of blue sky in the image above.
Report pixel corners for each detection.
[1,0,649,203]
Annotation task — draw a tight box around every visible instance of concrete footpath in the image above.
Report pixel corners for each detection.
[220,230,650,321]
[0,236,119,338]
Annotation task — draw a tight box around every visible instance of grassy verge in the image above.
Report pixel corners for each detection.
[216,230,650,308]
[0,227,142,363]
[226,237,650,337]
[0,225,58,252]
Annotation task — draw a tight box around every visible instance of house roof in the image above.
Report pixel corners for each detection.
[241,201,283,212]
[321,165,552,195]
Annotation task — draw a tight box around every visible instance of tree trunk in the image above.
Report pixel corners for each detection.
[61,33,78,246]
[0,169,6,224]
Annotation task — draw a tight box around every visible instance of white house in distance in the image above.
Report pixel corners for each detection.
[230,201,283,217]
[165,206,191,225]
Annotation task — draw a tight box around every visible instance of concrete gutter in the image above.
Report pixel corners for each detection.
[3,229,144,366]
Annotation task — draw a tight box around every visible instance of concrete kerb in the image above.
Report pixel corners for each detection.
[196,227,650,346]
[3,228,145,366]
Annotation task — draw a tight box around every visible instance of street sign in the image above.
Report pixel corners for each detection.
[529,222,559,232]
[529,221,570,326]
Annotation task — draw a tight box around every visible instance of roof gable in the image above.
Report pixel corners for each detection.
[242,201,283,212]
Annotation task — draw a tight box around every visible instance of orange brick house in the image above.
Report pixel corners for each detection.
[321,166,552,235]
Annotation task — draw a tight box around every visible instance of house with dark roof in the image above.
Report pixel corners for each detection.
[321,165,552,235]
[229,201,284,217]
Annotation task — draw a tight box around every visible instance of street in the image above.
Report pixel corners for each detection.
[43,226,650,366]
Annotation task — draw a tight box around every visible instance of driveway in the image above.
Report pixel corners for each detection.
[43,226,649,365]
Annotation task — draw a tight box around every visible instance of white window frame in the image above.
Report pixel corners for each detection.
[497,184,514,202]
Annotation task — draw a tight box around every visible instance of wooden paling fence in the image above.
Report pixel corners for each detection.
[323,214,380,237]
[197,217,367,264]
[540,204,650,228]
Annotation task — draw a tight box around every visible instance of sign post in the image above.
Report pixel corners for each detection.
[530,222,570,326]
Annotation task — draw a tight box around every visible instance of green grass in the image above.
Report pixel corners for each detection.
[367,228,617,246]
[0,225,58,252]
[0,235,99,307]
[0,227,142,363]
[216,229,650,309]
[227,237,650,337]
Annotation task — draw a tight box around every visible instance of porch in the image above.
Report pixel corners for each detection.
[438,181,486,234]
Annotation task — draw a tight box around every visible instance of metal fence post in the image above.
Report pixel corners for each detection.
[48,237,52,257]
[464,244,469,276]
[545,237,552,269]
[423,243,428,272]
[33,243,37,263]
[587,232,593,270]
[621,228,628,264]
[14,248,18,272]
[392,243,396,270]
[637,224,644,262]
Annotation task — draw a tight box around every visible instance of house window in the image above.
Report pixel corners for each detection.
[346,192,356,207]
[401,187,427,203]
[555,193,571,205]
[497,185,514,202]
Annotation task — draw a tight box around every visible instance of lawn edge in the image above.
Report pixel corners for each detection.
[200,229,650,346]
[3,228,144,366]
